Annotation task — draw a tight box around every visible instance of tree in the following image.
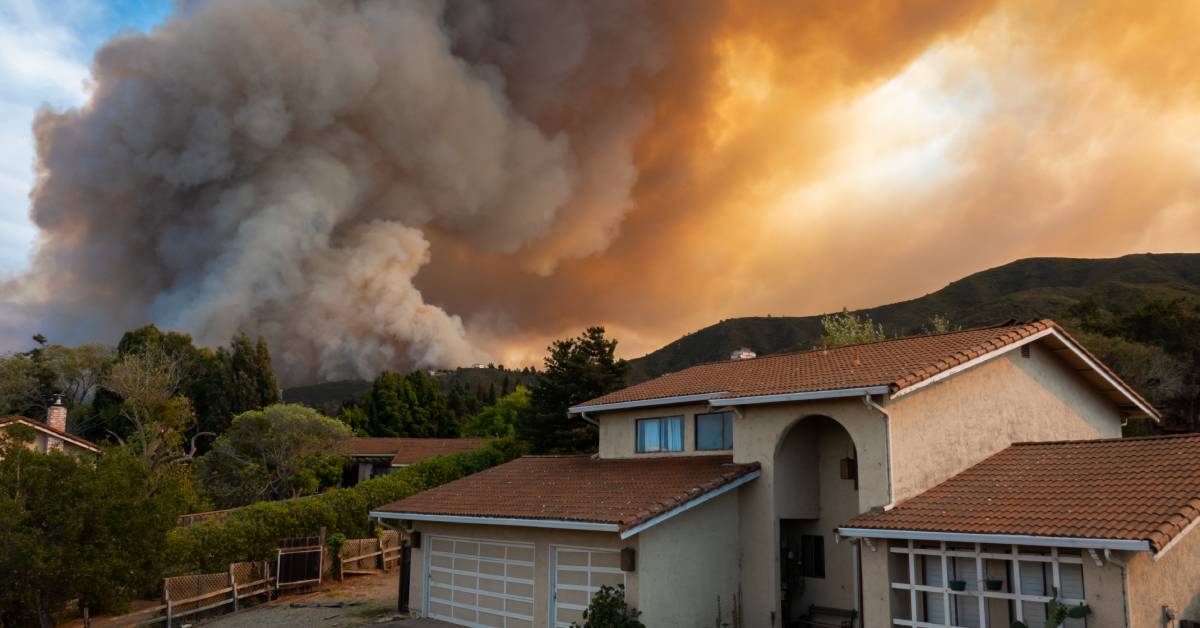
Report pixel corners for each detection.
[0,430,192,625]
[820,309,886,347]
[519,327,628,453]
[196,404,351,506]
[464,386,531,438]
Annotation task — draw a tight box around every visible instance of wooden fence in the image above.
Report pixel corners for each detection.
[139,561,271,626]
[338,529,404,578]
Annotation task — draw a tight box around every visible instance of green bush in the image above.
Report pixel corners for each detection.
[572,585,644,628]
[165,438,523,573]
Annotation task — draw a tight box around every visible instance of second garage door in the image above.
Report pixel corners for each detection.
[426,536,535,628]
[550,546,627,628]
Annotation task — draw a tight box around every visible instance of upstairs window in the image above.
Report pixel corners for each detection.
[636,416,683,453]
[695,411,734,450]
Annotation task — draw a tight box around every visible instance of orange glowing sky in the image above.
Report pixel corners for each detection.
[428,0,1200,366]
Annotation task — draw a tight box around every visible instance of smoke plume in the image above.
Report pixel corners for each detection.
[4,0,1198,383]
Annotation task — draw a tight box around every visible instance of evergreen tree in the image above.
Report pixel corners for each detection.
[519,327,628,453]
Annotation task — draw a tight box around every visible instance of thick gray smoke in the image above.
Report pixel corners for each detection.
[2,0,663,383]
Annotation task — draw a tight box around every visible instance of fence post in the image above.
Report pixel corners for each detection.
[229,563,239,612]
[377,535,386,571]
[165,598,173,628]
[399,542,412,614]
[318,527,326,585]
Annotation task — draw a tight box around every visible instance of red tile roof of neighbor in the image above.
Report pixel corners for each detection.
[373,455,760,532]
[573,319,1158,418]
[346,437,491,466]
[842,434,1200,552]
[0,416,100,452]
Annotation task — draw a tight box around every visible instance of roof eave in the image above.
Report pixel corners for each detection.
[367,511,620,533]
[836,527,1153,552]
[569,392,728,414]
[619,469,760,539]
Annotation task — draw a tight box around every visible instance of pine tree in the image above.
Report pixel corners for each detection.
[519,327,628,453]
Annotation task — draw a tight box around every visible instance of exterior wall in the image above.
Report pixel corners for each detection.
[733,398,891,628]
[638,490,741,628]
[1128,530,1200,627]
[887,344,1123,502]
[597,402,730,458]
[860,541,890,627]
[1082,553,1129,628]
[407,522,637,628]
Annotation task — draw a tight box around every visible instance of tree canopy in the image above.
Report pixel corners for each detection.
[196,404,352,507]
[519,327,628,453]
[820,309,886,347]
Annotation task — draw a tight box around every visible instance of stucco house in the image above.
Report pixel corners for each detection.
[371,320,1199,628]
[343,437,492,485]
[0,397,99,458]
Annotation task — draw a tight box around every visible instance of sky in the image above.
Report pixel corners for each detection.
[0,0,171,273]
[1,1,1198,384]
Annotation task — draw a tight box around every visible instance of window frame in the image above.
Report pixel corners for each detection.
[634,416,685,453]
[888,541,1087,628]
[694,411,734,451]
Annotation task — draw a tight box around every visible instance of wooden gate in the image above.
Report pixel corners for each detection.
[276,529,325,590]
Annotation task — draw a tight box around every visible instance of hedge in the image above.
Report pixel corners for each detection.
[165,438,524,573]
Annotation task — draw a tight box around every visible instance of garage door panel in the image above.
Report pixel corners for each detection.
[426,536,535,628]
[551,547,627,628]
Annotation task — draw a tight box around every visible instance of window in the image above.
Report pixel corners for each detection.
[800,534,825,578]
[888,542,1087,628]
[636,416,683,453]
[695,411,734,450]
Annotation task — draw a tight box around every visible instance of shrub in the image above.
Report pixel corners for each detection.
[571,585,644,628]
[166,437,523,573]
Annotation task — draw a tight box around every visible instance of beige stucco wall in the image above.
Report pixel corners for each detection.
[638,490,741,627]
[407,522,637,628]
[1128,531,1200,627]
[597,402,731,458]
[887,343,1123,502]
[734,398,891,628]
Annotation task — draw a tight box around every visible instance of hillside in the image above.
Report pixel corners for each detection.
[626,253,1200,382]
[283,366,538,414]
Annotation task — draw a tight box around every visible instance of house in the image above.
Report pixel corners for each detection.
[0,396,99,458]
[370,320,1197,628]
[343,437,491,485]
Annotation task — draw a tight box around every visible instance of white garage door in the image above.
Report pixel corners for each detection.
[550,547,627,628]
[425,536,535,628]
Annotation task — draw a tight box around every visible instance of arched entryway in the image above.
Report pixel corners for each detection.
[775,415,861,627]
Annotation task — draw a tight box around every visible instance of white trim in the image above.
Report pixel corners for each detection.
[568,392,727,414]
[890,327,1158,419]
[709,386,891,407]
[1152,512,1200,560]
[370,511,620,533]
[837,527,1152,552]
[619,470,760,539]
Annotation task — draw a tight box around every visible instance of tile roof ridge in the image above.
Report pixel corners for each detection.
[1011,432,1200,447]
[668,319,1054,372]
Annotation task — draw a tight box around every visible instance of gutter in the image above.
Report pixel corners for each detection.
[707,386,891,408]
[618,470,760,539]
[568,392,727,414]
[369,511,620,533]
[837,527,1153,552]
[862,394,895,510]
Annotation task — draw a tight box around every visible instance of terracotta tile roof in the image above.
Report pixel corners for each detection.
[842,434,1200,552]
[0,416,100,452]
[373,455,760,532]
[575,320,1157,418]
[345,437,491,466]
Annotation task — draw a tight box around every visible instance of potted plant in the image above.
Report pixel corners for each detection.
[948,579,968,591]
[983,578,1004,591]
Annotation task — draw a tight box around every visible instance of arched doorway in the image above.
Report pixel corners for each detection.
[775,415,860,627]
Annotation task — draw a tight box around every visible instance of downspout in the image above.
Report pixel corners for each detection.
[1104,549,1133,628]
[579,411,597,426]
[862,395,896,510]
[851,539,863,628]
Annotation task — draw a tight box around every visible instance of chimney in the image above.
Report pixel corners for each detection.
[47,394,67,432]
[730,347,757,360]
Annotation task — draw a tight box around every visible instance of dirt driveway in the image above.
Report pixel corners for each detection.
[198,571,426,628]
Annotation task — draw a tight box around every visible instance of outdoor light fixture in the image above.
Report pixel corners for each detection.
[621,547,636,572]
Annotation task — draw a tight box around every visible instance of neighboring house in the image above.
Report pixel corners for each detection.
[370,320,1195,628]
[344,437,491,485]
[0,397,100,458]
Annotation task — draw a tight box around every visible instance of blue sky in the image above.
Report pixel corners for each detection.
[0,0,172,277]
